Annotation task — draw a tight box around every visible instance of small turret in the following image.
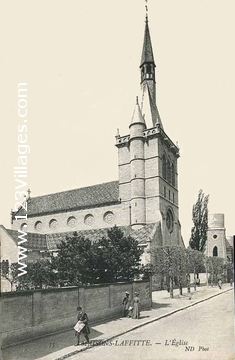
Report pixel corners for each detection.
[129,97,146,228]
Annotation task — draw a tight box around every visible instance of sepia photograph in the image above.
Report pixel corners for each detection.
[0,1,234,359]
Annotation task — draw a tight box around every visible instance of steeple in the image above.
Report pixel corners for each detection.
[140,14,156,80]
[139,13,163,129]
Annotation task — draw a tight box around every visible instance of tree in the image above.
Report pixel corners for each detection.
[18,227,144,289]
[151,246,186,298]
[51,233,94,286]
[52,227,143,286]
[1,261,18,291]
[189,189,209,252]
[185,248,205,290]
[225,261,234,283]
[18,259,57,290]
[92,227,143,283]
[205,256,225,285]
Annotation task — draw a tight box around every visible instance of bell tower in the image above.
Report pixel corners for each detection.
[116,11,182,245]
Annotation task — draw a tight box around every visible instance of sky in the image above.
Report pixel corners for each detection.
[1,0,234,246]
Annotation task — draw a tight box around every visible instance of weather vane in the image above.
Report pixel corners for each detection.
[145,0,148,20]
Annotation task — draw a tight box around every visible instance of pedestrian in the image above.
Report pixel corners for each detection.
[132,292,141,319]
[230,278,233,286]
[74,306,90,345]
[122,291,131,317]
[218,279,222,289]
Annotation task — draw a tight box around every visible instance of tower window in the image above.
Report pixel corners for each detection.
[167,160,171,183]
[146,64,151,74]
[166,209,174,233]
[168,190,170,200]
[213,246,218,257]
[213,234,217,239]
[164,186,166,197]
[171,164,175,187]
[173,193,175,203]
[162,155,166,179]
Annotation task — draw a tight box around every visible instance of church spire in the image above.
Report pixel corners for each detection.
[139,10,163,129]
[140,14,155,71]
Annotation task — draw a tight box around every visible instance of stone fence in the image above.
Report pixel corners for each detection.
[1,280,151,348]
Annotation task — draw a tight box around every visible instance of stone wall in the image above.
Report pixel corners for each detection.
[1,280,151,348]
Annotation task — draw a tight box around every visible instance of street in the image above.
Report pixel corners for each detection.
[68,290,234,360]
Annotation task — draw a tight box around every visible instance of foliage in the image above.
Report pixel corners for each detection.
[151,246,187,297]
[20,227,144,289]
[185,248,206,290]
[18,259,56,290]
[51,234,94,286]
[225,261,234,282]
[186,248,206,273]
[91,227,143,283]
[138,263,154,281]
[189,189,209,252]
[205,256,225,284]
[1,261,19,291]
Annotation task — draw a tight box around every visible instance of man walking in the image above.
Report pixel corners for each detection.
[74,306,90,345]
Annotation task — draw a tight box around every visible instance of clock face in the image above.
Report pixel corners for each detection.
[166,209,174,233]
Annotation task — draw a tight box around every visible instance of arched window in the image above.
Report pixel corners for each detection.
[171,163,175,187]
[213,246,218,257]
[166,208,174,233]
[167,159,171,183]
[146,64,152,74]
[162,155,166,179]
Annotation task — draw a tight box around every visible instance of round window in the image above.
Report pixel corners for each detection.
[21,223,27,231]
[67,216,77,227]
[35,221,43,231]
[104,211,114,223]
[84,214,94,225]
[49,219,58,229]
[213,234,217,239]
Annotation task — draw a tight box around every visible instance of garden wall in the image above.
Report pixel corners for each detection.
[1,280,151,348]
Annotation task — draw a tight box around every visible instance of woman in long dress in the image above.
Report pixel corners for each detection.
[132,292,141,319]
[122,292,131,317]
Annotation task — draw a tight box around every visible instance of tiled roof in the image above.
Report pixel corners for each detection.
[14,181,119,217]
[46,223,160,251]
[3,223,162,253]
[4,228,48,251]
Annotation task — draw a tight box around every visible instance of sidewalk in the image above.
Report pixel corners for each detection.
[2,284,232,360]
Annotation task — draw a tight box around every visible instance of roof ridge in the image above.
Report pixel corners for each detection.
[29,180,119,200]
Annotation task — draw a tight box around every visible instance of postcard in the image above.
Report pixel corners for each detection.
[1,1,234,360]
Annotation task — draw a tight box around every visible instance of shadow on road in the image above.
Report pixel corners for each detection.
[151,302,171,309]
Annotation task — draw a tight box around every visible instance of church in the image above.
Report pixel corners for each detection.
[8,14,184,265]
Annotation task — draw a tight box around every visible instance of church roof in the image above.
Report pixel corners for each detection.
[140,16,155,67]
[2,223,162,252]
[3,228,48,251]
[14,181,119,217]
[46,223,160,251]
